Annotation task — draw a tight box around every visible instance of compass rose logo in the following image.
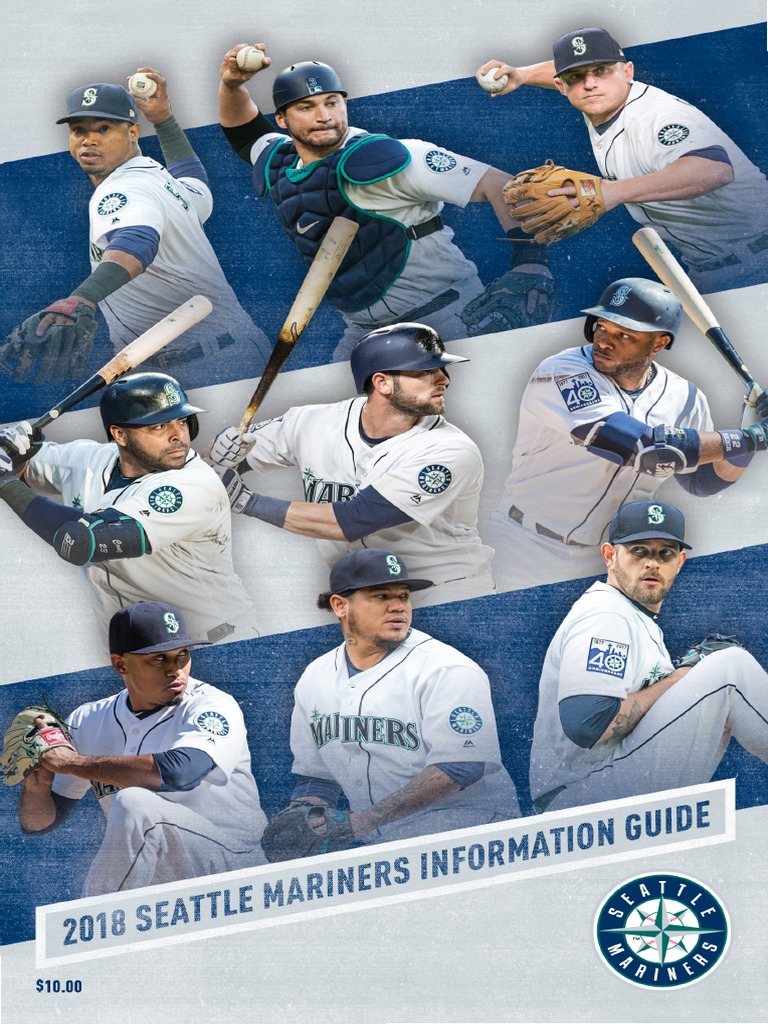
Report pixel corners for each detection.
[594,873,729,988]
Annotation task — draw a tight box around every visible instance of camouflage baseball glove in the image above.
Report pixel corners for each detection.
[0,299,97,384]
[2,703,74,786]
[503,160,606,246]
[460,269,558,335]
[261,801,357,862]
[674,634,744,670]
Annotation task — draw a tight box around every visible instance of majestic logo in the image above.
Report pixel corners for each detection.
[81,87,98,107]
[163,382,181,406]
[657,124,690,147]
[557,373,600,411]
[449,707,483,735]
[163,612,180,634]
[97,193,128,217]
[425,150,457,173]
[594,873,729,988]
[418,464,452,494]
[195,711,230,736]
[610,285,632,306]
[647,504,666,524]
[587,638,629,678]
[386,554,402,576]
[148,485,184,514]
[571,36,587,55]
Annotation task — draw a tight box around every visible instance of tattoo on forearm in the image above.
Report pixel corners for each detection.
[610,699,644,741]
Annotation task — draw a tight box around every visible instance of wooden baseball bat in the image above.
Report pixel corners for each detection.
[632,227,762,401]
[32,295,213,430]
[237,217,360,436]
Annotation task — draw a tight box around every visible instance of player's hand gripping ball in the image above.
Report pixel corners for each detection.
[236,46,265,72]
[504,160,606,245]
[261,801,357,862]
[2,704,74,786]
[128,73,157,98]
[477,69,509,93]
[674,634,744,669]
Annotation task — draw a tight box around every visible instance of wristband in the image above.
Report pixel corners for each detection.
[241,492,290,528]
[719,427,767,459]
[70,262,131,305]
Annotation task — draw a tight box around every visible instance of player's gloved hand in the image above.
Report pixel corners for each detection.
[459,268,558,335]
[754,388,768,420]
[673,633,744,669]
[0,299,97,384]
[2,703,74,787]
[261,801,357,862]
[211,464,254,515]
[205,426,249,468]
[504,160,606,246]
[0,421,43,473]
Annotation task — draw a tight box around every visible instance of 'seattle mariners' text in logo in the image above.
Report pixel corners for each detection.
[594,872,729,989]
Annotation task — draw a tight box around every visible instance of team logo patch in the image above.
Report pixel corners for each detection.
[148,485,184,514]
[647,503,666,524]
[425,150,457,173]
[163,381,181,406]
[163,611,180,634]
[97,193,128,217]
[587,638,629,678]
[194,711,230,736]
[657,124,690,147]
[557,373,600,410]
[609,284,632,306]
[571,36,587,55]
[304,76,324,95]
[449,706,483,735]
[418,464,452,493]
[594,873,729,989]
[385,554,403,576]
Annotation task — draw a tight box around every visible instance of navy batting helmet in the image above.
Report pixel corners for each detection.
[100,373,205,440]
[582,278,683,348]
[350,323,469,394]
[272,61,347,111]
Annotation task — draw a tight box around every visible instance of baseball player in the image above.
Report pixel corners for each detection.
[280,549,519,848]
[14,601,267,895]
[0,74,270,386]
[207,323,495,606]
[483,277,762,591]
[0,372,259,644]
[478,27,768,289]
[529,500,768,812]
[217,44,556,358]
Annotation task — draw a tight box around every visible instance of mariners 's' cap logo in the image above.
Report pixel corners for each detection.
[594,873,729,988]
[82,87,98,107]
[163,382,181,406]
[647,504,666,524]
[571,36,587,55]
[385,554,402,576]
[163,611,180,634]
[610,285,632,306]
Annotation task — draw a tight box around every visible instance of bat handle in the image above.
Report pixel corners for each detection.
[32,373,105,431]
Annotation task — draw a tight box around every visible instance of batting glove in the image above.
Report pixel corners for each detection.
[208,426,248,468]
[211,464,253,514]
[0,421,43,473]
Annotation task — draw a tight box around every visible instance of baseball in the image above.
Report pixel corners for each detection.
[236,46,265,72]
[128,73,157,98]
[477,69,509,93]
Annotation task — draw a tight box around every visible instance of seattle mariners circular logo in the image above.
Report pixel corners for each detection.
[449,706,483,735]
[577,383,598,403]
[657,124,690,147]
[594,873,729,989]
[148,485,184,514]
[418,464,452,494]
[425,149,457,173]
[97,192,128,216]
[195,711,230,736]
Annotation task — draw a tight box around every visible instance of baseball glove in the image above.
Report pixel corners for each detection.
[2,702,74,786]
[503,160,606,246]
[261,801,357,862]
[460,269,558,335]
[674,633,744,670]
[0,299,97,384]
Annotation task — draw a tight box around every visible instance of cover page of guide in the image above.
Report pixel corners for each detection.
[0,1,766,1022]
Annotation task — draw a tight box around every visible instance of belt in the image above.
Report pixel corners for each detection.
[688,232,768,273]
[403,213,443,240]
[508,505,592,547]
[149,332,236,371]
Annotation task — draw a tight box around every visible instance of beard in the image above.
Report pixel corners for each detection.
[389,376,446,418]
[611,559,675,610]
[120,431,189,474]
[287,119,348,154]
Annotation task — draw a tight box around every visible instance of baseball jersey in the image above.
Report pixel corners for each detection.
[494,345,713,546]
[243,397,493,585]
[290,628,519,838]
[89,155,264,350]
[529,581,675,801]
[52,677,266,838]
[24,441,256,640]
[587,81,768,265]
[250,128,487,323]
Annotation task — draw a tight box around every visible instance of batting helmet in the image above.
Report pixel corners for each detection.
[100,373,205,440]
[350,323,469,394]
[272,61,347,111]
[582,278,683,348]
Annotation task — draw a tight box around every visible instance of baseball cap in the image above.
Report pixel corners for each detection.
[608,501,692,550]
[57,84,139,124]
[329,549,433,596]
[553,28,626,77]
[109,601,211,654]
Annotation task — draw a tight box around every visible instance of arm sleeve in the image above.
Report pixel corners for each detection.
[221,112,277,163]
[558,694,622,749]
[290,776,344,805]
[153,747,216,792]
[333,485,413,541]
[103,225,161,269]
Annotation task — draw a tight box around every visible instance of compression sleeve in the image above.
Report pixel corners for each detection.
[291,777,345,806]
[332,485,413,541]
[104,226,161,269]
[434,762,485,789]
[221,113,278,163]
[559,694,622,749]
[168,156,209,186]
[154,748,216,792]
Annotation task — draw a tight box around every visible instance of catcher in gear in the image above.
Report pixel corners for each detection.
[528,499,768,812]
[271,548,519,859]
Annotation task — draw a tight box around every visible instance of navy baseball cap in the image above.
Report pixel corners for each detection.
[109,601,211,654]
[608,501,692,550]
[553,28,626,77]
[57,84,139,124]
[330,549,433,596]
